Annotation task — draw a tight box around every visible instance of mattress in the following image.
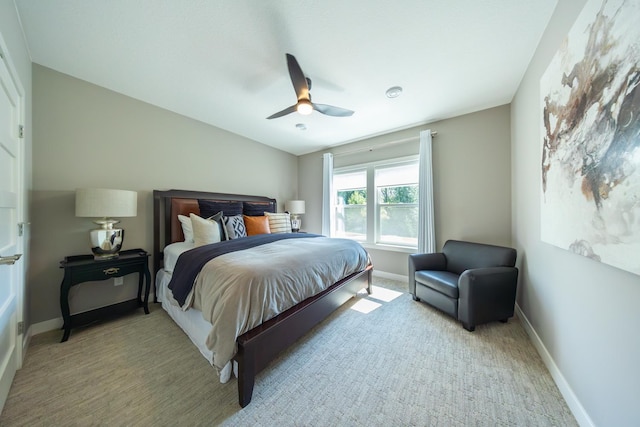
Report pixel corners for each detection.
[156,269,214,365]
[163,241,195,273]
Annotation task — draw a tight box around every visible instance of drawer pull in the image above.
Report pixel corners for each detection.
[103,267,120,275]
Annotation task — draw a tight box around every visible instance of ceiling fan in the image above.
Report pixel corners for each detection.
[266,53,354,119]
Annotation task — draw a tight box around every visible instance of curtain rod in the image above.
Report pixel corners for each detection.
[326,130,437,158]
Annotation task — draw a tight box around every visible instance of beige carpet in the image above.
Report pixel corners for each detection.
[0,278,577,426]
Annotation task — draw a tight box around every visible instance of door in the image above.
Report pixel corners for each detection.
[0,33,25,412]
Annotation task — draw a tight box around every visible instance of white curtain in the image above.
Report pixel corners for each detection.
[418,130,436,253]
[321,153,334,236]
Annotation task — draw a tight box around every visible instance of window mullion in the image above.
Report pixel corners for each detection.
[367,165,376,245]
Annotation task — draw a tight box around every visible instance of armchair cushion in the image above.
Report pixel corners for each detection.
[415,270,459,299]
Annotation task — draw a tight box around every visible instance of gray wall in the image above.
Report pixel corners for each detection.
[30,65,298,324]
[298,104,512,276]
[512,0,639,425]
[0,0,33,335]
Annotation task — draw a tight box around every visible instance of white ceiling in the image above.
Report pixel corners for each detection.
[14,0,557,156]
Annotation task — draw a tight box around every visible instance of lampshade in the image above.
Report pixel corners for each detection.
[285,200,306,215]
[75,188,137,259]
[76,188,137,218]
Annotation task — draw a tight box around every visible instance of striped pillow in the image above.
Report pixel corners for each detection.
[264,212,292,233]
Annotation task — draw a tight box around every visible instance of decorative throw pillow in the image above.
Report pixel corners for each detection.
[178,214,194,242]
[264,212,291,233]
[198,199,243,217]
[211,210,229,241]
[243,201,276,216]
[188,208,227,241]
[223,215,247,239]
[243,214,271,236]
[190,213,222,247]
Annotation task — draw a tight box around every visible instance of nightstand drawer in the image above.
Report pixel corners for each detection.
[69,261,142,283]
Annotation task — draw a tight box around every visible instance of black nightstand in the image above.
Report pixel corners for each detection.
[59,248,151,342]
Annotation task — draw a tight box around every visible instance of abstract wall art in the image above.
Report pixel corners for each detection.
[541,0,640,275]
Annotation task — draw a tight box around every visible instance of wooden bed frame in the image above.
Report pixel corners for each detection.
[152,189,373,407]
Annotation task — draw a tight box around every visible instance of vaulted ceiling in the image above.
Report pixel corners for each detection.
[15,0,557,155]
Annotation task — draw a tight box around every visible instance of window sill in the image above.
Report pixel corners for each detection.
[360,242,417,254]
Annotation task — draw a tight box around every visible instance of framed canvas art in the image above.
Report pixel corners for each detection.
[540,0,640,275]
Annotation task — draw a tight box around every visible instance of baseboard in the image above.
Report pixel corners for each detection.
[30,317,63,336]
[372,270,407,282]
[515,304,594,427]
[29,292,156,336]
[21,325,32,358]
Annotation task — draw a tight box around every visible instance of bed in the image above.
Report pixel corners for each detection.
[152,189,373,407]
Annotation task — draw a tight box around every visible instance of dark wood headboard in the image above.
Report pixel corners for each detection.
[152,189,277,279]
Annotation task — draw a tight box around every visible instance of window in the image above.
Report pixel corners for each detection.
[376,162,419,247]
[333,157,419,249]
[334,169,367,241]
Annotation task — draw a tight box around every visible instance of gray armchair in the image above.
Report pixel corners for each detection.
[409,240,518,331]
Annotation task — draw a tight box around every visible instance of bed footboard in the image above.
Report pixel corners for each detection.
[235,265,373,407]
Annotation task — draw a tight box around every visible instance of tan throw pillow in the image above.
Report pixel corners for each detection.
[264,212,291,233]
[190,213,222,247]
[243,215,271,236]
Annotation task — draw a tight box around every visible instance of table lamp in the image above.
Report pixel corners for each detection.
[75,188,137,259]
[285,200,305,232]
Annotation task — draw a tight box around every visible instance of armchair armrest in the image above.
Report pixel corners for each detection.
[408,253,446,295]
[458,267,519,329]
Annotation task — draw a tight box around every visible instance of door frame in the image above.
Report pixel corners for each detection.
[0,27,27,410]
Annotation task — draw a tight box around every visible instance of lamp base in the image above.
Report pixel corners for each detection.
[89,228,124,259]
[291,217,301,233]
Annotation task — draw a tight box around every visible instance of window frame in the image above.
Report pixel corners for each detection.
[332,155,419,252]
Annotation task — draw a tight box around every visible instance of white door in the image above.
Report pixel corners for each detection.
[0,33,25,413]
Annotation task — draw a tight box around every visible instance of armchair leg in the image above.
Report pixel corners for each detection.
[463,323,475,332]
[411,294,420,302]
[499,319,508,323]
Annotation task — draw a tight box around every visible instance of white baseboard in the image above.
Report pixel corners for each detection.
[515,304,594,427]
[30,317,63,336]
[372,270,407,282]
[29,292,157,336]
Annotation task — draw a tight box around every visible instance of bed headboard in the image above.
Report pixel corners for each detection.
[153,189,277,278]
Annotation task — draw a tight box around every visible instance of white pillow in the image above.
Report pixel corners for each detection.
[178,214,194,242]
[264,212,292,233]
[190,213,222,247]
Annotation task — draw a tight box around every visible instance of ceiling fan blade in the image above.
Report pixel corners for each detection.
[313,103,354,117]
[286,53,309,99]
[266,104,298,119]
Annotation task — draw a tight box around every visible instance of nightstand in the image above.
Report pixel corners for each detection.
[59,248,151,342]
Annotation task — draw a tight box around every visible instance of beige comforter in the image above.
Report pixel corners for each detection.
[185,236,369,375]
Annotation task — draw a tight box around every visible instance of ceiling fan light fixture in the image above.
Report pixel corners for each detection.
[297,100,313,115]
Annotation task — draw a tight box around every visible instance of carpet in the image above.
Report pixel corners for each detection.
[0,277,576,426]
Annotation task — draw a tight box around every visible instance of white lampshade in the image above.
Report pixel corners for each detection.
[76,188,137,218]
[285,200,305,215]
